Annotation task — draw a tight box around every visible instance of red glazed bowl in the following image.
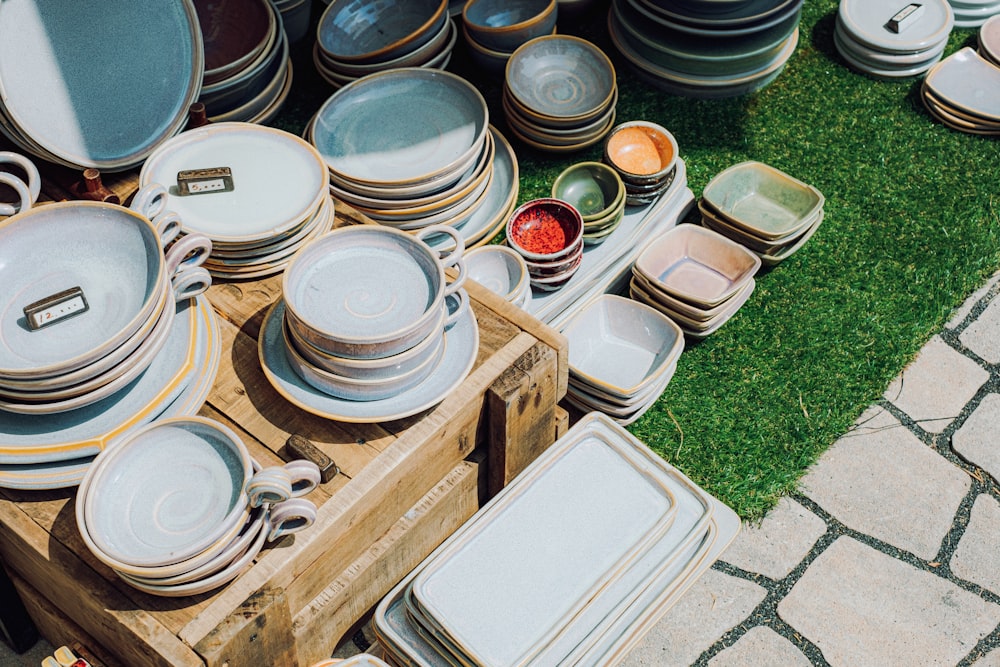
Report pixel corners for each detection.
[505,197,584,262]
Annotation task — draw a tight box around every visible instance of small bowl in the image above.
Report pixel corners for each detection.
[551,161,625,220]
[465,245,530,301]
[982,14,1000,65]
[463,0,557,53]
[523,245,583,278]
[316,0,448,64]
[506,197,584,262]
[603,120,679,186]
[463,22,516,73]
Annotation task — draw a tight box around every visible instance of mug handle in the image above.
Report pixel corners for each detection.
[415,224,465,269]
[152,210,183,247]
[0,172,32,217]
[282,460,321,498]
[266,498,317,542]
[443,286,469,330]
[171,265,212,302]
[246,467,293,508]
[164,232,212,276]
[0,152,39,214]
[129,183,168,220]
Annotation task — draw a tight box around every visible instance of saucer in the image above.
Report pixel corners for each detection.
[258,298,478,423]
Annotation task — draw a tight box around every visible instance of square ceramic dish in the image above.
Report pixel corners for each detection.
[406,412,703,667]
[633,223,760,308]
[560,294,684,400]
[701,161,824,240]
[923,47,1000,122]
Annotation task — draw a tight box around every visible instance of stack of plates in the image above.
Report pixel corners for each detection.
[630,224,761,338]
[309,69,503,241]
[195,0,291,124]
[313,0,456,89]
[373,411,740,666]
[608,0,802,99]
[921,47,1000,135]
[503,35,619,153]
[698,161,826,266]
[140,123,334,280]
[982,14,1000,64]
[835,0,952,78]
[0,0,203,172]
[949,0,1000,28]
[561,295,684,426]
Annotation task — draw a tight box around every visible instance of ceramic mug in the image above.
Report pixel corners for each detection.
[0,153,39,215]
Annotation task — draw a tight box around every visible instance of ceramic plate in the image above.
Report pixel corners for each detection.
[0,296,203,465]
[924,47,1000,122]
[0,0,203,170]
[312,68,488,186]
[258,299,478,423]
[637,0,799,27]
[837,0,953,54]
[0,296,219,490]
[628,0,802,37]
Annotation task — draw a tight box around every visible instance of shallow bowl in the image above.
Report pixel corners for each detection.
[319,15,455,76]
[465,245,530,301]
[506,197,584,262]
[551,161,625,220]
[316,0,448,63]
[463,0,558,53]
[603,120,679,186]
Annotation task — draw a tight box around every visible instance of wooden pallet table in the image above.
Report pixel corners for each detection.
[0,170,569,666]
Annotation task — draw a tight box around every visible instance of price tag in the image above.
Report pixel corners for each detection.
[23,287,89,331]
[176,167,234,195]
[886,3,924,33]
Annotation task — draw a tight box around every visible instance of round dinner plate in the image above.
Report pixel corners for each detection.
[312,68,488,186]
[0,296,206,465]
[837,0,953,54]
[140,122,328,244]
[0,0,203,171]
[636,0,798,28]
[259,299,478,423]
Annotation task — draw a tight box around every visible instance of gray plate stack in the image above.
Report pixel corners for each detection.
[607,0,803,99]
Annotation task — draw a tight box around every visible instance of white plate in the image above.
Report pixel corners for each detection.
[0,296,204,465]
[140,122,328,243]
[0,0,203,170]
[258,298,478,423]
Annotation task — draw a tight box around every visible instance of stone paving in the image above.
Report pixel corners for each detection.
[6,281,1000,667]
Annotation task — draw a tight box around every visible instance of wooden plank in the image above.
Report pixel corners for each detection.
[0,496,202,667]
[193,587,295,667]
[179,331,539,649]
[10,571,123,667]
[292,460,479,664]
[554,405,570,440]
[486,340,560,496]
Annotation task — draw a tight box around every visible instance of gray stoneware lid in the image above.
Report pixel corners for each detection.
[837,0,953,54]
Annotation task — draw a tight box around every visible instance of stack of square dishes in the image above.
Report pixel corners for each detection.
[465,245,533,310]
[193,0,292,124]
[698,161,826,266]
[75,417,319,597]
[373,411,740,666]
[921,47,1000,135]
[308,69,500,244]
[258,225,480,424]
[631,224,761,339]
[0,0,203,172]
[503,35,619,153]
[560,295,685,425]
[834,0,952,78]
[139,122,334,280]
[313,0,457,89]
[608,0,802,99]
[0,187,222,491]
[982,14,1000,64]
[948,0,1000,28]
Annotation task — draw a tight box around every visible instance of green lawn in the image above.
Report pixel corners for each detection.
[281,0,1000,519]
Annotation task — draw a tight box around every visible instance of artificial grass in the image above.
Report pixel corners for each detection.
[278,0,1000,519]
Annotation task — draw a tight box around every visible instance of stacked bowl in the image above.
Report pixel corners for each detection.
[503,35,619,153]
[506,198,585,291]
[75,417,319,597]
[0,184,212,415]
[139,122,334,280]
[308,68,496,242]
[834,0,952,78]
[983,14,1000,64]
[949,0,1000,28]
[630,224,761,338]
[561,295,685,425]
[461,0,558,73]
[608,0,802,99]
[921,47,1000,135]
[258,225,480,424]
[552,161,627,246]
[603,120,680,206]
[196,0,292,124]
[465,245,533,309]
[313,0,457,88]
[698,161,826,266]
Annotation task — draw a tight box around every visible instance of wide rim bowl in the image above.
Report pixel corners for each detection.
[316,0,448,64]
[319,14,455,75]
[463,0,558,52]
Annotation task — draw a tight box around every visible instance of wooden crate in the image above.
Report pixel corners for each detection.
[0,172,569,666]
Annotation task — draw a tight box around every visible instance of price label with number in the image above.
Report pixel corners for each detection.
[23,287,89,331]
